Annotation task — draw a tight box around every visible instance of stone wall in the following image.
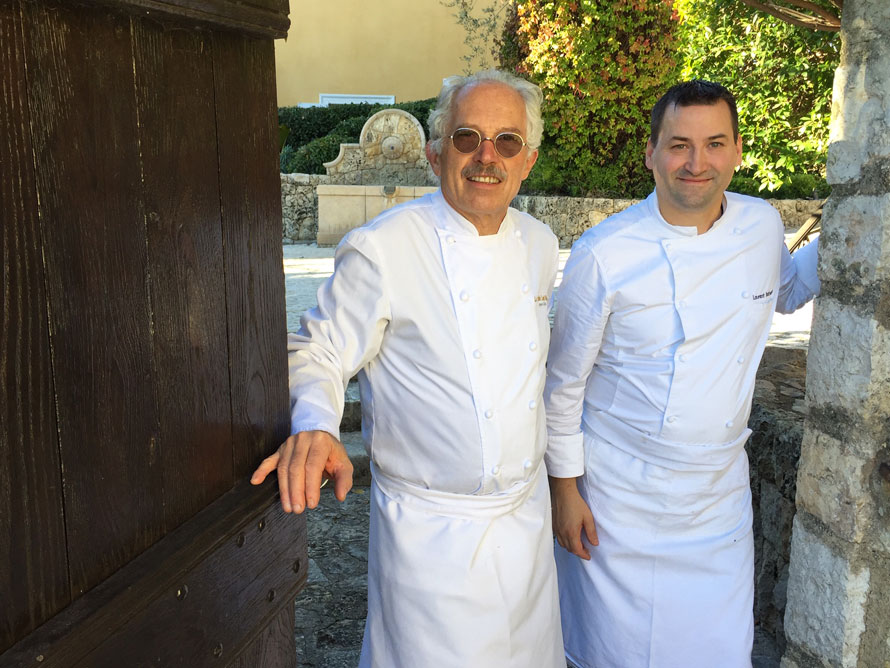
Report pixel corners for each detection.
[748,346,808,654]
[281,173,329,243]
[281,173,824,247]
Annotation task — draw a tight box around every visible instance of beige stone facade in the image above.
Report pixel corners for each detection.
[275,0,508,107]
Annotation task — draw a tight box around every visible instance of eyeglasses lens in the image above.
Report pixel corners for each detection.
[450,129,524,158]
[451,129,481,153]
[495,134,523,158]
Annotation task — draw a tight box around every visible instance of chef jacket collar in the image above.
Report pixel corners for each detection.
[645,190,731,237]
[431,189,516,240]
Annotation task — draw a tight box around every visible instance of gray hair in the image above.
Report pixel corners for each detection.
[427,69,544,156]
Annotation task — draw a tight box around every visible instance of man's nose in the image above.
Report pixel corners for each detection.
[685,148,706,174]
[475,136,499,162]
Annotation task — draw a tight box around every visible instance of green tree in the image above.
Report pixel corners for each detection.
[439,0,514,74]
[506,0,682,197]
[676,0,839,195]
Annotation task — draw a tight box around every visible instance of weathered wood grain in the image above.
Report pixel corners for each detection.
[212,31,291,478]
[83,0,289,39]
[23,0,164,596]
[0,482,307,668]
[0,0,70,653]
[133,21,234,531]
[231,604,297,668]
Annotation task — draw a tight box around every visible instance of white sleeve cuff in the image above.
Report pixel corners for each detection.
[544,431,585,478]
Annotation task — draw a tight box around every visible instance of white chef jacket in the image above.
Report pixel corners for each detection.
[545,190,820,476]
[544,191,819,668]
[288,190,564,667]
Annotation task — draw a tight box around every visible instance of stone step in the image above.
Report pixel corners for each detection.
[340,431,371,486]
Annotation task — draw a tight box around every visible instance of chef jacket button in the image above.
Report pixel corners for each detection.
[667,415,677,423]
[523,459,533,469]
[664,242,672,250]
[725,420,734,428]
[514,229,522,238]
[742,291,749,299]
[737,356,745,364]
[529,341,538,351]
[678,354,687,363]
[473,349,482,359]
[446,235,456,245]
[733,227,742,235]
[521,283,529,293]
[528,400,537,410]
[484,409,493,419]
[460,290,470,302]
[678,300,687,309]
[491,465,501,475]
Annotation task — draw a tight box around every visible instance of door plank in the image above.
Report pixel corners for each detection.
[23,0,163,595]
[133,20,234,531]
[0,0,70,652]
[211,32,290,477]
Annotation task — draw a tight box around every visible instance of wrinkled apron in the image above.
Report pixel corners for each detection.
[557,424,755,668]
[359,462,564,668]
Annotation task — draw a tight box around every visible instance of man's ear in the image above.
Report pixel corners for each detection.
[645,139,655,170]
[426,143,441,177]
[734,134,743,167]
[521,149,538,180]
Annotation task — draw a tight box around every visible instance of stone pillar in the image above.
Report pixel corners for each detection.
[781,2,890,666]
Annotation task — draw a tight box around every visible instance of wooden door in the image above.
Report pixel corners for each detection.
[0,0,303,665]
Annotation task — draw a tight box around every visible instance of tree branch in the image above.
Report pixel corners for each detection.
[739,0,841,31]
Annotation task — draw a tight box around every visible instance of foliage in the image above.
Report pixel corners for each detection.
[506,0,682,197]
[281,116,367,174]
[439,0,515,74]
[278,98,436,173]
[676,0,838,193]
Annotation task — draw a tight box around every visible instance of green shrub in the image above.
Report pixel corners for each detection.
[281,115,368,174]
[278,103,377,151]
[676,0,838,193]
[506,0,682,198]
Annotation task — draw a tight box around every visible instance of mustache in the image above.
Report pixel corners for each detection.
[462,165,506,181]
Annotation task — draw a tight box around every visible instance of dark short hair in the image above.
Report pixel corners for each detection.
[650,80,738,145]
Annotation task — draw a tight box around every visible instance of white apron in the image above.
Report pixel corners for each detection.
[556,425,755,668]
[360,462,563,668]
[357,207,563,667]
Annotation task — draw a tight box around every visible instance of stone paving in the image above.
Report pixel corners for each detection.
[284,240,804,667]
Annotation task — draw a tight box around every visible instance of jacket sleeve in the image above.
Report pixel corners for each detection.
[776,235,820,314]
[544,240,612,478]
[287,229,391,438]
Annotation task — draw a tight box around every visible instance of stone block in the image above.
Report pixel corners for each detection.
[587,210,609,227]
[796,428,874,542]
[820,195,890,283]
[806,298,881,412]
[784,515,870,667]
[827,59,890,183]
[317,186,368,246]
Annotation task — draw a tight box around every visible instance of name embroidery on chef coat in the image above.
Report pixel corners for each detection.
[752,289,774,301]
[534,295,549,306]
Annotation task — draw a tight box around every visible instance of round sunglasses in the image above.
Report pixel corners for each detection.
[448,127,528,159]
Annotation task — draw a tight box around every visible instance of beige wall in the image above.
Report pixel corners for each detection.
[275,0,505,107]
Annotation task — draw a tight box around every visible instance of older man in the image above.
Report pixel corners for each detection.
[545,80,820,667]
[252,69,564,667]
